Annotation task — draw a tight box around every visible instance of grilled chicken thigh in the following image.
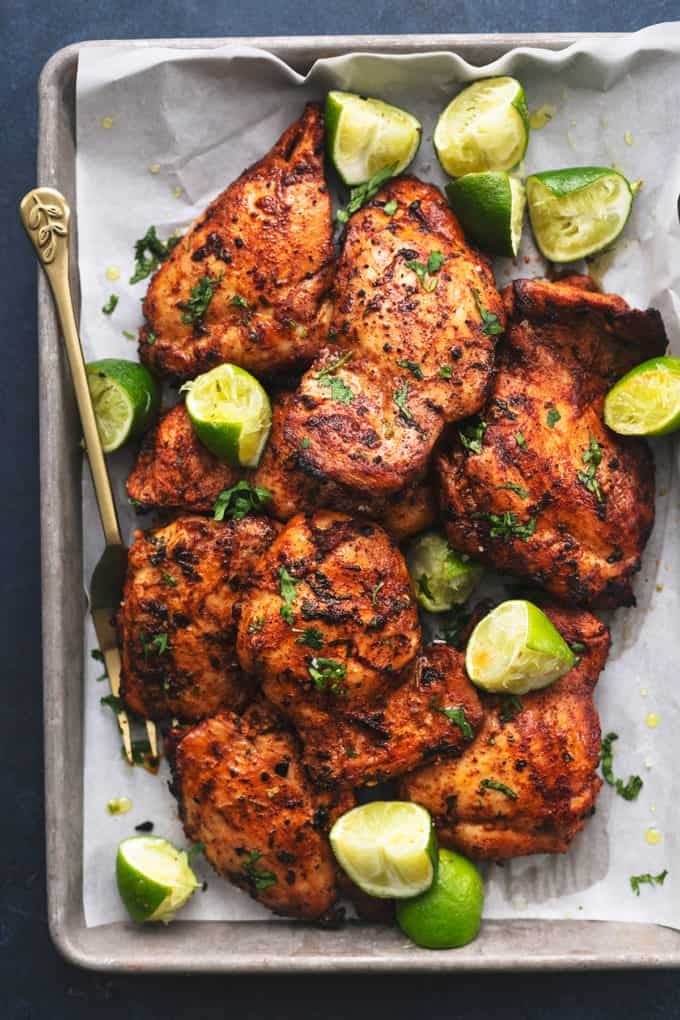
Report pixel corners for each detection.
[401,605,609,859]
[298,644,483,789]
[236,511,421,714]
[438,276,667,608]
[119,515,280,720]
[168,701,352,921]
[140,104,334,381]
[127,402,240,513]
[283,176,503,495]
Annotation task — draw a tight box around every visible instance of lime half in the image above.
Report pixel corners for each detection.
[396,849,484,950]
[330,801,437,899]
[445,172,526,257]
[604,357,680,436]
[465,599,575,695]
[407,531,482,613]
[325,90,421,186]
[182,363,272,467]
[526,167,633,263]
[116,836,200,923]
[434,77,529,179]
[86,359,159,453]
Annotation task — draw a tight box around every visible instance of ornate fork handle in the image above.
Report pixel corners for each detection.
[24,191,68,264]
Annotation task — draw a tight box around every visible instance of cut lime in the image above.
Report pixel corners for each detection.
[330,801,437,899]
[325,90,421,186]
[182,363,272,467]
[116,835,200,923]
[445,172,526,257]
[407,531,482,613]
[465,599,575,695]
[86,359,160,453]
[604,357,680,436]
[526,167,634,263]
[434,77,529,179]
[396,849,484,950]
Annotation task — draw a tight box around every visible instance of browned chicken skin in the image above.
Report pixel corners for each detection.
[139,104,334,381]
[126,402,240,513]
[168,701,353,921]
[438,276,667,608]
[283,176,503,495]
[236,511,421,716]
[401,605,609,859]
[297,644,483,789]
[119,515,280,720]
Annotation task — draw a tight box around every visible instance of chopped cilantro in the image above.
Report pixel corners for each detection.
[371,580,384,607]
[161,572,177,587]
[405,249,445,291]
[431,702,474,739]
[320,376,354,404]
[295,627,324,650]
[308,657,347,695]
[213,481,271,522]
[100,693,123,713]
[480,778,518,800]
[178,274,222,326]
[427,251,445,274]
[300,437,310,449]
[122,330,136,340]
[499,694,523,723]
[243,851,277,890]
[546,408,561,428]
[383,199,398,215]
[336,163,397,223]
[102,294,118,315]
[229,294,249,309]
[472,288,503,336]
[396,359,423,380]
[577,435,605,504]
[630,870,668,896]
[439,365,453,379]
[145,331,157,345]
[279,566,298,625]
[496,482,529,500]
[485,511,536,542]
[600,732,643,800]
[458,417,487,454]
[130,226,179,284]
[515,431,527,449]
[316,351,353,380]
[393,380,414,421]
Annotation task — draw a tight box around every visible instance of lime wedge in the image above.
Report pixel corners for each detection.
[407,531,482,613]
[604,357,680,436]
[445,171,526,256]
[86,359,160,453]
[396,849,484,949]
[182,363,272,467]
[434,77,529,179]
[325,90,421,186]
[526,167,633,263]
[116,836,200,923]
[465,599,575,695]
[330,801,437,899]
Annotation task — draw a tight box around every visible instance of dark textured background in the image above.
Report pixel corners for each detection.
[2,2,679,1016]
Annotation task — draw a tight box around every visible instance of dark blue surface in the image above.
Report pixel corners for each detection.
[3,2,680,1016]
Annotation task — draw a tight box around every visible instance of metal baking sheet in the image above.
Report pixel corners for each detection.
[38,34,680,972]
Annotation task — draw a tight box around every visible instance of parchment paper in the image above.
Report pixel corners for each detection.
[76,25,680,928]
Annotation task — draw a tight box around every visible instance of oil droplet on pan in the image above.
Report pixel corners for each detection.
[646,713,660,729]
[101,116,114,129]
[645,827,662,846]
[105,266,120,282]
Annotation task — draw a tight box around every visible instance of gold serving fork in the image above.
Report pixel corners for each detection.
[20,187,158,765]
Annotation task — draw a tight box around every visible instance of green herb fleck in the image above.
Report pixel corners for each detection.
[431,702,473,739]
[130,226,179,284]
[577,435,605,504]
[316,351,353,380]
[279,566,298,625]
[243,850,277,891]
[600,732,643,800]
[122,330,136,340]
[458,417,487,454]
[320,375,354,404]
[213,481,271,522]
[336,163,397,223]
[100,693,123,713]
[91,648,108,682]
[434,605,471,650]
[229,294,249,309]
[405,249,445,291]
[480,778,518,800]
[570,641,586,655]
[496,482,529,500]
[300,437,310,450]
[515,431,527,449]
[630,870,668,896]
[546,408,561,428]
[371,580,384,607]
[472,288,503,336]
[308,657,347,695]
[396,359,423,380]
[485,511,536,542]
[102,294,118,315]
[439,365,453,379]
[178,274,222,326]
[383,199,398,215]
[499,694,523,723]
[161,572,177,587]
[145,331,157,345]
[295,627,324,650]
[393,380,413,421]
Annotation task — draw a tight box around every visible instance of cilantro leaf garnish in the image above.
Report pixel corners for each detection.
[439,365,453,379]
[336,164,397,223]
[431,702,473,739]
[630,870,668,896]
[496,482,529,500]
[102,294,118,315]
[383,199,398,215]
[130,226,179,284]
[396,359,423,380]
[295,627,324,650]
[515,431,527,449]
[178,274,222,326]
[320,376,354,404]
[229,294,249,309]
[308,657,347,694]
[393,380,414,421]
[458,417,487,454]
[479,778,518,800]
[243,850,277,891]
[213,481,271,522]
[405,249,445,291]
[577,434,605,504]
[600,732,643,800]
[316,351,353,380]
[546,408,561,428]
[472,288,503,336]
[484,511,536,542]
[279,566,298,625]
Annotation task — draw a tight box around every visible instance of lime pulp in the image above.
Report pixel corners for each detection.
[182,362,272,467]
[325,91,421,186]
[434,77,529,179]
[604,357,680,436]
[330,801,438,899]
[526,167,633,263]
[396,848,484,949]
[445,171,526,256]
[407,531,482,613]
[86,359,160,453]
[465,599,575,695]
[116,836,200,923]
